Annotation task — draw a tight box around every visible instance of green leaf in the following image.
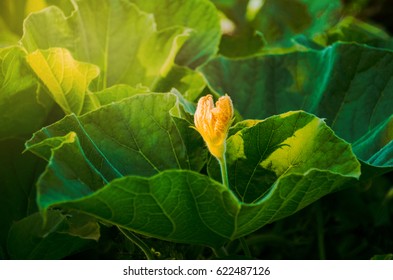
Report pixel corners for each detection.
[313,16,393,50]
[227,112,360,236]
[200,43,393,170]
[44,0,74,16]
[219,30,266,58]
[352,115,393,168]
[7,211,93,259]
[0,46,52,139]
[0,17,19,47]
[52,170,239,248]
[25,93,207,210]
[212,0,267,57]
[26,48,100,115]
[27,109,359,247]
[81,84,150,113]
[210,111,361,203]
[212,0,341,56]
[153,65,206,102]
[130,0,221,68]
[21,0,190,90]
[251,0,341,47]
[0,0,41,36]
[58,211,100,241]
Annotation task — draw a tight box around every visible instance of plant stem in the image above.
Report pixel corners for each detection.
[239,237,252,258]
[218,154,229,188]
[213,246,228,258]
[316,203,326,260]
[118,227,155,260]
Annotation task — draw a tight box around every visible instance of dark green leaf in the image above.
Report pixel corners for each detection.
[25,93,207,210]
[200,43,393,170]
[56,170,239,248]
[212,0,341,56]
[313,16,393,50]
[219,30,266,58]
[7,211,93,259]
[27,110,359,248]
[251,0,341,47]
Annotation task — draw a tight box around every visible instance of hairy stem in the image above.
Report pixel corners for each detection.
[212,246,228,258]
[239,237,252,258]
[218,153,229,188]
[118,227,155,260]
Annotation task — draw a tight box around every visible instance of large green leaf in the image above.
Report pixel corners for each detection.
[209,111,360,203]
[219,111,360,236]
[26,108,359,247]
[55,171,239,248]
[26,48,100,115]
[130,0,221,68]
[26,93,207,210]
[200,43,393,170]
[0,46,51,140]
[21,0,190,90]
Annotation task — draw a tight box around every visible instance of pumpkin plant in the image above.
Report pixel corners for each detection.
[0,0,392,260]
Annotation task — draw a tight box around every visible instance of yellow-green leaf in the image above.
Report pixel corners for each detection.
[26,48,99,115]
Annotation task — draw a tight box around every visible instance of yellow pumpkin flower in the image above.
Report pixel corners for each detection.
[194,94,234,160]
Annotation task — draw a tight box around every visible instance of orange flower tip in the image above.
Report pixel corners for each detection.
[194,94,234,159]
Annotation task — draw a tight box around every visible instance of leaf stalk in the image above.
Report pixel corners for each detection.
[218,153,229,188]
[118,227,155,260]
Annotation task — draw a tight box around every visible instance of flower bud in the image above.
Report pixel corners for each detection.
[194,94,234,159]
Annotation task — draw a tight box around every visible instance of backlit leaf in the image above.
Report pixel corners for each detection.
[200,43,393,170]
[26,48,100,115]
[130,0,221,68]
[21,0,190,90]
[0,46,51,139]
[25,93,207,210]
[26,110,360,248]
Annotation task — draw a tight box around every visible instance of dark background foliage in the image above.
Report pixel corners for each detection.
[217,0,393,259]
[240,0,393,259]
[343,0,393,34]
